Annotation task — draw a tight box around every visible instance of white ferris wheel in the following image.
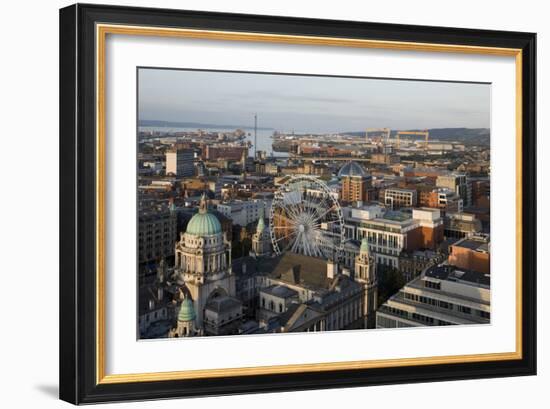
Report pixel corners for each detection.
[269,175,344,259]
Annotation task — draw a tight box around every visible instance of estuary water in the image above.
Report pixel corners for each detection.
[139,126,289,158]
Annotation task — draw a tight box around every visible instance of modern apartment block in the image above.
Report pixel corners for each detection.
[436,173,470,205]
[376,263,490,328]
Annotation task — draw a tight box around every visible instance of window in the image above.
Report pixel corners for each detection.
[458,305,472,315]
[425,280,441,290]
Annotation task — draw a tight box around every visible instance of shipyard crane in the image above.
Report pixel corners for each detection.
[365,127,391,144]
[396,130,429,149]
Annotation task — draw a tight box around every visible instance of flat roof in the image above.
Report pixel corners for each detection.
[425,264,490,287]
[454,238,489,252]
[261,285,298,299]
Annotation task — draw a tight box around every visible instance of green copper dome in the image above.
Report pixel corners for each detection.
[186,212,222,236]
[178,298,196,322]
[360,238,370,253]
[186,194,222,236]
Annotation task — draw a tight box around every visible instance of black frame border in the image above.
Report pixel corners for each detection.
[59,3,536,404]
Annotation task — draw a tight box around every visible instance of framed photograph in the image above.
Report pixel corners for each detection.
[59,4,536,404]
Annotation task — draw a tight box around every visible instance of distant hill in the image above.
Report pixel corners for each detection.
[347,128,490,145]
[139,119,273,130]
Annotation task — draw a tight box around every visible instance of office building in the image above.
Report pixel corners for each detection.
[376,263,490,328]
[384,187,418,209]
[166,148,195,177]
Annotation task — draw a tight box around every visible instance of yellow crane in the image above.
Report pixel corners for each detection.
[396,130,429,149]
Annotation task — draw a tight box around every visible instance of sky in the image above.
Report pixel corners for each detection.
[138,68,490,133]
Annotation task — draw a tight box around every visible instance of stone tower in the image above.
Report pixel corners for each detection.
[251,208,271,258]
[355,238,378,328]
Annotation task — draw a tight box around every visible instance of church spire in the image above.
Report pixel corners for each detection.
[360,237,370,255]
[256,207,265,233]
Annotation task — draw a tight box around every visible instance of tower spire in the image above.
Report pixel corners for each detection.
[254,113,257,159]
[199,192,208,214]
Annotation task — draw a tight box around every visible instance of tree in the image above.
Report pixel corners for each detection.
[377,265,407,306]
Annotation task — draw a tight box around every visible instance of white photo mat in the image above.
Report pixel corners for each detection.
[104,33,516,375]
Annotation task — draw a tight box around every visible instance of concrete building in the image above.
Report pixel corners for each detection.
[444,212,483,238]
[166,148,195,178]
[216,199,269,227]
[376,263,490,328]
[384,187,418,209]
[138,207,177,265]
[431,188,464,214]
[343,207,444,269]
[436,173,469,205]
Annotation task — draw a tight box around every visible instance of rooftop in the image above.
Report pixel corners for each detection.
[204,296,242,313]
[453,237,490,253]
[338,161,369,178]
[425,264,490,288]
[261,285,298,299]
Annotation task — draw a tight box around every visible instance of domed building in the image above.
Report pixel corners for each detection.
[173,194,242,335]
[338,161,373,204]
[338,161,369,178]
[168,289,197,338]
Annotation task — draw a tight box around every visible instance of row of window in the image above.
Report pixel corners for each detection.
[403,291,490,319]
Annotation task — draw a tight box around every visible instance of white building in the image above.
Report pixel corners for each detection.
[343,207,443,269]
[384,187,418,209]
[376,263,490,328]
[216,199,269,227]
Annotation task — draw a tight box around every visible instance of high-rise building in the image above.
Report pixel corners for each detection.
[166,148,194,177]
[437,173,469,206]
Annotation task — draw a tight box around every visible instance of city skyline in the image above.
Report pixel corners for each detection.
[138,68,491,133]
